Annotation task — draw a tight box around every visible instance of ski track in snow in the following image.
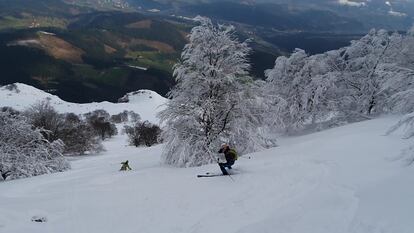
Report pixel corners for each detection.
[0,89,413,233]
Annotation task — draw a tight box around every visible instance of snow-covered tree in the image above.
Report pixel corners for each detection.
[0,111,70,181]
[336,29,414,117]
[264,28,414,132]
[300,54,341,131]
[332,29,408,117]
[159,17,271,167]
[386,30,414,114]
[227,79,278,152]
[264,49,309,131]
[264,49,335,131]
[381,27,414,166]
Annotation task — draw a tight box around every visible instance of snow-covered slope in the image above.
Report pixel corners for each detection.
[0,83,167,122]
[0,116,412,233]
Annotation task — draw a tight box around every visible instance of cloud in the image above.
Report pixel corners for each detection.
[385,1,407,17]
[389,10,407,17]
[338,0,367,7]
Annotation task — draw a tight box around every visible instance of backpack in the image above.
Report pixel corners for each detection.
[229,148,238,161]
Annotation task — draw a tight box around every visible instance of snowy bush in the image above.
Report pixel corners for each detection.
[0,112,70,181]
[85,109,111,121]
[57,113,103,155]
[110,111,129,123]
[159,17,274,167]
[25,101,103,155]
[110,110,141,124]
[1,106,20,115]
[124,121,161,147]
[25,100,63,141]
[128,111,141,122]
[85,110,118,140]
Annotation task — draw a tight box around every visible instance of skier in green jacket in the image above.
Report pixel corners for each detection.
[120,160,132,171]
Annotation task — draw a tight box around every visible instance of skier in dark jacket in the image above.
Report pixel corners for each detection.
[218,143,238,175]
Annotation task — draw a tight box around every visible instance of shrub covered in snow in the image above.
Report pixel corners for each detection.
[57,113,104,155]
[128,111,141,122]
[124,121,161,147]
[0,111,70,181]
[85,109,118,140]
[25,101,103,155]
[25,100,63,141]
[110,111,129,123]
[85,109,111,121]
[110,110,141,124]
[1,106,20,115]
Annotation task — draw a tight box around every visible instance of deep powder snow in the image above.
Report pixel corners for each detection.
[0,84,413,233]
[0,117,412,233]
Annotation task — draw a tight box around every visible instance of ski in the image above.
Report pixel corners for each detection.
[197,172,225,178]
[197,174,224,178]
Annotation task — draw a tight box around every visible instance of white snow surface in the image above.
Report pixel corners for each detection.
[0,116,413,233]
[0,83,167,122]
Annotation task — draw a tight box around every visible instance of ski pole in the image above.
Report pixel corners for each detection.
[227,174,235,182]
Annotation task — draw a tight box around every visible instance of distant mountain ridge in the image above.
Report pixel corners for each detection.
[64,0,130,10]
[0,0,412,102]
[129,0,414,32]
[0,1,188,103]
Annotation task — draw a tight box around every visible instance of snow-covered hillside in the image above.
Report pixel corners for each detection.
[0,83,167,122]
[0,116,412,233]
